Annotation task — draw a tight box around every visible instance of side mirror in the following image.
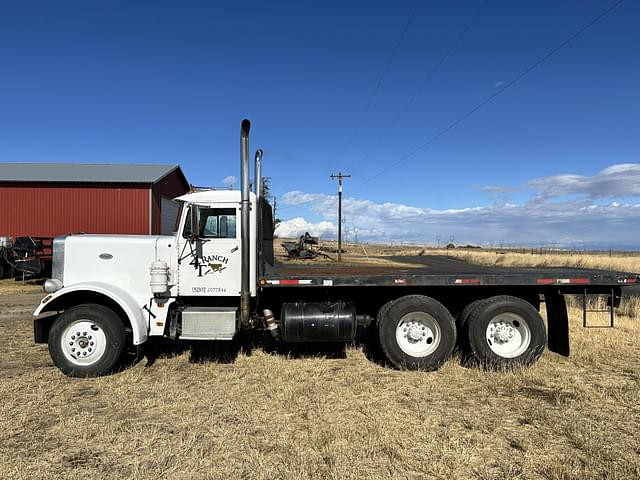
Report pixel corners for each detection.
[189,205,199,240]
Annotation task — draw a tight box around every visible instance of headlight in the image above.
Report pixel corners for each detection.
[43,279,63,293]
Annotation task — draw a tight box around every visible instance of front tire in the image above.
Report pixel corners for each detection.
[377,295,456,371]
[48,304,127,377]
[464,295,546,368]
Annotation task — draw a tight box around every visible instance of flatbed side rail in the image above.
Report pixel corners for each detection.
[259,272,640,289]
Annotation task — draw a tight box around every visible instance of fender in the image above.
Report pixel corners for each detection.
[34,282,148,345]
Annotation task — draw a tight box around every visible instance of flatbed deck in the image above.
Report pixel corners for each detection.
[262,255,640,292]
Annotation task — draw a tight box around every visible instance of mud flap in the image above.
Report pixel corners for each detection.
[545,290,569,357]
[34,314,57,343]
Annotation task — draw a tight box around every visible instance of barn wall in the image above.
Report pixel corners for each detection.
[0,182,150,238]
[151,170,190,235]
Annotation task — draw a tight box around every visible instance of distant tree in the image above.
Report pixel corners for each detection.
[262,176,272,201]
[262,177,282,236]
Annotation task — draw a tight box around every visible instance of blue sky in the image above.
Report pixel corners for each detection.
[1,1,639,247]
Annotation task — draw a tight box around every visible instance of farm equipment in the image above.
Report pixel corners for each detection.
[282,232,333,259]
[11,236,53,277]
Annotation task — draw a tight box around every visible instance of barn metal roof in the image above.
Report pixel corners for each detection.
[0,163,184,184]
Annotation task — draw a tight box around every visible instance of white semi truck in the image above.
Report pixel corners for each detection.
[33,120,639,377]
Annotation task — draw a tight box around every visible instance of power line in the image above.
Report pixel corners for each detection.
[280,2,482,214]
[360,2,420,115]
[353,0,625,192]
[336,1,420,168]
[352,0,488,169]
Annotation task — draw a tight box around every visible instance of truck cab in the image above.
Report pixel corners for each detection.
[173,190,257,298]
[34,120,273,376]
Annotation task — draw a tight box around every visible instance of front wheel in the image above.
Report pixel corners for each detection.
[377,295,456,371]
[48,304,127,377]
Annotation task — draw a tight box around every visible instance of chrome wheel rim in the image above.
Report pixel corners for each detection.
[61,320,107,366]
[395,311,441,357]
[485,313,531,358]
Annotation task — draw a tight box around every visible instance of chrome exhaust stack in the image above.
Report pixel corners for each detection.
[254,148,263,200]
[240,119,251,328]
[254,148,264,278]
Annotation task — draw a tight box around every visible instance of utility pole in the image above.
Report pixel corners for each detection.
[330,172,351,261]
[273,196,277,220]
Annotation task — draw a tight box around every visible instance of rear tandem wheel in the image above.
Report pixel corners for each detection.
[377,295,456,371]
[463,295,547,368]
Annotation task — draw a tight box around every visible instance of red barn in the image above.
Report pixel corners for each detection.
[0,163,190,238]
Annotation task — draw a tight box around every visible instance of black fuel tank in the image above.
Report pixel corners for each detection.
[280,301,357,342]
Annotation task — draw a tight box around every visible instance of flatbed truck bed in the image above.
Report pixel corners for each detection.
[262,255,639,293]
[259,255,638,361]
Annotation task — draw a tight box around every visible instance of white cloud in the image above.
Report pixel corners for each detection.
[601,164,640,175]
[276,163,640,248]
[527,163,640,199]
[221,176,237,188]
[473,184,516,193]
[281,190,337,209]
[274,217,336,239]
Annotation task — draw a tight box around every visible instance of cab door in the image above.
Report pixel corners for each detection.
[177,204,241,297]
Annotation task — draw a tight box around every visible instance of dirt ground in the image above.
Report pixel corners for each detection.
[1,289,639,479]
[0,278,42,296]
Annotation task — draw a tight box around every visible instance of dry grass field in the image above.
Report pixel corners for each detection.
[276,238,640,273]
[1,252,639,480]
[436,248,640,276]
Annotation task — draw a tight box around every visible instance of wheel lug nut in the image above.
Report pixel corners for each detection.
[90,342,94,346]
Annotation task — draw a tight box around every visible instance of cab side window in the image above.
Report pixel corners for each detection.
[183,207,237,239]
